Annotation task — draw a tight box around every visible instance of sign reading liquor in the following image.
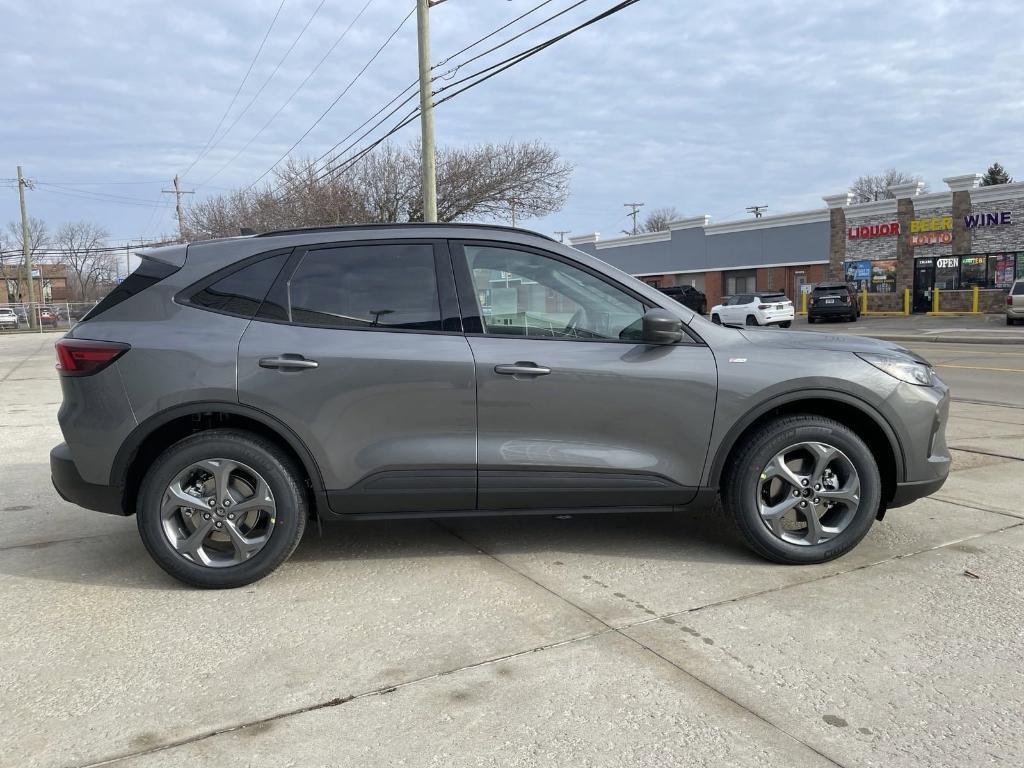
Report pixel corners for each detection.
[847,222,899,240]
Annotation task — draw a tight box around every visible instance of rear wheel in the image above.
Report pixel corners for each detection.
[850,310,858,322]
[807,315,816,324]
[780,321,792,328]
[137,429,308,588]
[711,313,721,325]
[723,415,881,564]
[745,314,758,326]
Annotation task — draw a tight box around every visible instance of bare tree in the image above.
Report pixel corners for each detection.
[184,140,572,240]
[55,221,115,301]
[3,216,49,264]
[849,169,928,203]
[642,206,681,233]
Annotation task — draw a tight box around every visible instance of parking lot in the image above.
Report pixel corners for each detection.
[2,330,1022,768]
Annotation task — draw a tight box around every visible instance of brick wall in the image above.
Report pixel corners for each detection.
[936,289,1009,313]
[704,271,723,309]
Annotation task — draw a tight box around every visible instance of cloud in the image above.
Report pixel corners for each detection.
[1,0,1022,243]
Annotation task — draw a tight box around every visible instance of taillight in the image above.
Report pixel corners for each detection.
[55,339,130,377]
[1009,296,1014,306]
[758,304,770,310]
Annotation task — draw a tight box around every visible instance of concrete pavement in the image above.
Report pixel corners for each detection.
[801,313,1024,344]
[1,332,1022,768]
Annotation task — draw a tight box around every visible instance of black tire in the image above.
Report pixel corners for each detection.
[711,313,721,325]
[745,314,758,326]
[722,415,881,565]
[137,429,308,588]
[807,315,816,324]
[780,321,792,328]
[850,310,858,322]
[1009,317,1016,326]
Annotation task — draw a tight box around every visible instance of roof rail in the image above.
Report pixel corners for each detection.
[252,222,555,241]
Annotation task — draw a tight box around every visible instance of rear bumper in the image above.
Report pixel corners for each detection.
[50,442,125,515]
[809,303,855,317]
[889,475,948,508]
[1007,306,1024,319]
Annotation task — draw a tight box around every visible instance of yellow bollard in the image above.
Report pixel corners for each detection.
[801,291,807,315]
[932,287,940,313]
[861,290,868,315]
[972,285,979,313]
[903,288,910,315]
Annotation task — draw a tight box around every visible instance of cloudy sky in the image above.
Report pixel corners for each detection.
[2,0,1023,249]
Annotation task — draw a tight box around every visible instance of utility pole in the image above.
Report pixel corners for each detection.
[624,202,644,235]
[510,198,519,228]
[162,174,194,242]
[746,205,767,218]
[17,166,36,329]
[416,0,440,223]
[554,230,571,243]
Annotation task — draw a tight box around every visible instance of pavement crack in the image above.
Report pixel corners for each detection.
[74,628,615,768]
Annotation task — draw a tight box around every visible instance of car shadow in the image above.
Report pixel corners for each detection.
[0,496,763,590]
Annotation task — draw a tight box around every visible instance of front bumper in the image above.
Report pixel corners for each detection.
[50,442,125,515]
[889,476,948,508]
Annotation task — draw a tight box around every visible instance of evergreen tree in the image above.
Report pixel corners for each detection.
[980,162,1012,186]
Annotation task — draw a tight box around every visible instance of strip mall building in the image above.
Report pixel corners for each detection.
[569,174,1024,313]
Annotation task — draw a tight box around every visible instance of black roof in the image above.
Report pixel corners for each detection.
[253,222,555,241]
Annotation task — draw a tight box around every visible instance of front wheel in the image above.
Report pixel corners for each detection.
[722,415,881,564]
[711,313,721,325]
[780,321,792,328]
[137,429,308,588]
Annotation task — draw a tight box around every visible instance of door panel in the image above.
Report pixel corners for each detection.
[237,239,476,514]
[468,337,717,509]
[238,323,477,511]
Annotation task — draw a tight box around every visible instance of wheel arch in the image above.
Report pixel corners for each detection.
[708,390,905,504]
[111,401,327,516]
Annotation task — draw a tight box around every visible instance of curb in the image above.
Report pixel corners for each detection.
[866,334,1024,346]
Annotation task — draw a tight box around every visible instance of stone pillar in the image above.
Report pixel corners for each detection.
[823,192,853,280]
[887,181,924,299]
[944,174,981,256]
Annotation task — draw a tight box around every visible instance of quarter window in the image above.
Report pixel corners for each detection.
[190,253,288,318]
[286,243,441,331]
[464,245,645,341]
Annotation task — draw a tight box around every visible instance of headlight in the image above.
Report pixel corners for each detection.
[856,352,934,386]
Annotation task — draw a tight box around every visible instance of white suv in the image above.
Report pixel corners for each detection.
[0,307,20,330]
[711,292,794,327]
[1008,280,1024,326]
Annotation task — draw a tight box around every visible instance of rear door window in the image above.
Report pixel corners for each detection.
[1013,282,1024,296]
[282,243,442,331]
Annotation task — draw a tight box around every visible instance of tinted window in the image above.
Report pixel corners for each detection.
[465,244,645,341]
[191,253,288,317]
[83,258,179,322]
[759,293,786,302]
[1013,282,1024,295]
[287,244,441,331]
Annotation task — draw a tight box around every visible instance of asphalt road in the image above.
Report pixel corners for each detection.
[2,332,1022,768]
[903,341,1024,408]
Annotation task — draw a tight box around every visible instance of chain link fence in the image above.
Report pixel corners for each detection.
[0,301,98,333]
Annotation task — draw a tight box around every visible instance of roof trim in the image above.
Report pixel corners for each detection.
[703,209,829,235]
[630,258,828,277]
[252,222,555,241]
[595,231,671,249]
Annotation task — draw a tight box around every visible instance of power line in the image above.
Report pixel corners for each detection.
[179,0,287,180]
[297,0,573,189]
[311,0,641,188]
[246,5,417,191]
[33,186,169,209]
[185,0,329,181]
[197,0,379,188]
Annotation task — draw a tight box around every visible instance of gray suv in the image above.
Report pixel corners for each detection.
[50,224,950,588]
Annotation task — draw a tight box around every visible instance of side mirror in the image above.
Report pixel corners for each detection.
[642,308,684,344]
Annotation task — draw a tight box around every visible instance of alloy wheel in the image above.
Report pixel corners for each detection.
[160,458,276,567]
[756,441,861,546]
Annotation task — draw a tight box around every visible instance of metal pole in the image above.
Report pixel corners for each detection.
[416,0,438,223]
[17,166,36,329]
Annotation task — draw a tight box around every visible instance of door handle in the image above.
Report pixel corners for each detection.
[258,355,319,370]
[494,362,551,377]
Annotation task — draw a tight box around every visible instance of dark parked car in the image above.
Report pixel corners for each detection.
[658,284,707,315]
[807,282,859,323]
[51,224,950,587]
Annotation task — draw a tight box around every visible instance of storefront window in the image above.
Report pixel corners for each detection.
[724,270,756,295]
[1016,253,1024,281]
[935,257,959,290]
[869,259,897,293]
[988,254,1016,288]
[960,256,987,287]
